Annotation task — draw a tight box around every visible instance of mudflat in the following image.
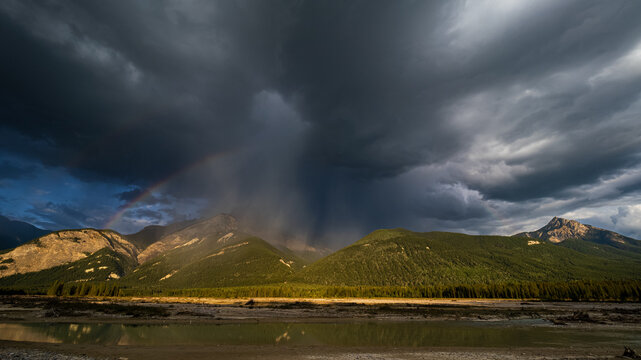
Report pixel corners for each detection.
[0,295,639,359]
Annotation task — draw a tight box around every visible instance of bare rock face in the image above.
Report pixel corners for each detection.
[0,229,138,278]
[137,214,238,263]
[526,217,590,243]
[515,216,634,245]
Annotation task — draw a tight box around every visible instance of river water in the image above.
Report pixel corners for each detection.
[0,320,639,348]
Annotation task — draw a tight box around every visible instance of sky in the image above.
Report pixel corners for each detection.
[1,0,641,247]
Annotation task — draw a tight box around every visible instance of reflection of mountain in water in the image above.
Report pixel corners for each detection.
[0,321,639,348]
[0,323,62,343]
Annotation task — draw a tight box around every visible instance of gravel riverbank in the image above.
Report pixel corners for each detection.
[0,348,98,360]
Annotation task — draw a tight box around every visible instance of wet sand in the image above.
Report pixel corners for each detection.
[0,295,639,359]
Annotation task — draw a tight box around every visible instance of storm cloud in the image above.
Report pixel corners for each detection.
[1,0,641,246]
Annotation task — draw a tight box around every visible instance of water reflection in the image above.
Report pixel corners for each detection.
[0,321,638,348]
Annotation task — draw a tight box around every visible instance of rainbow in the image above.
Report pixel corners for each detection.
[104,151,228,230]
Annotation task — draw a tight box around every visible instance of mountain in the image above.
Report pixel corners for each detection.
[0,229,138,278]
[0,214,307,289]
[0,247,136,289]
[277,244,334,263]
[124,218,201,251]
[0,215,50,250]
[135,214,238,264]
[121,215,306,288]
[293,228,641,286]
[1,214,639,292]
[515,217,641,254]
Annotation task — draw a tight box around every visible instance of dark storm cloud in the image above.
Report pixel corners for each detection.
[0,161,36,180]
[26,201,91,230]
[2,0,641,243]
[116,188,143,203]
[0,0,291,183]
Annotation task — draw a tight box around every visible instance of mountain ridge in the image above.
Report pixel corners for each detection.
[0,215,639,290]
[136,214,238,264]
[0,215,50,251]
[294,226,641,286]
[123,218,201,251]
[515,216,641,253]
[122,232,305,288]
[0,228,138,278]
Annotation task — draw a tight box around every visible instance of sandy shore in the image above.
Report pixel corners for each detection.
[1,295,640,324]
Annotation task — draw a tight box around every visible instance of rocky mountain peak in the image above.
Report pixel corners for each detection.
[540,217,590,242]
[547,216,581,227]
[516,216,635,246]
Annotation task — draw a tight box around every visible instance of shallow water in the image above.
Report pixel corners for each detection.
[0,320,639,348]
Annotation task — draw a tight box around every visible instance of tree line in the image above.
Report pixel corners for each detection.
[46,280,122,297]
[34,279,641,301]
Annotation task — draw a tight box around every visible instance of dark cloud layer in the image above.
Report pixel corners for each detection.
[116,188,144,203]
[2,0,641,245]
[0,161,36,180]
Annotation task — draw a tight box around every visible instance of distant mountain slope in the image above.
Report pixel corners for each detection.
[294,229,641,286]
[515,217,641,253]
[124,218,200,251]
[0,215,50,250]
[0,214,308,289]
[0,248,136,290]
[122,230,305,288]
[0,229,139,278]
[136,214,238,263]
[2,214,639,292]
[277,244,333,263]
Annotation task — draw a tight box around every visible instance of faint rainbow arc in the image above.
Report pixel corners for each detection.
[104,151,228,230]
